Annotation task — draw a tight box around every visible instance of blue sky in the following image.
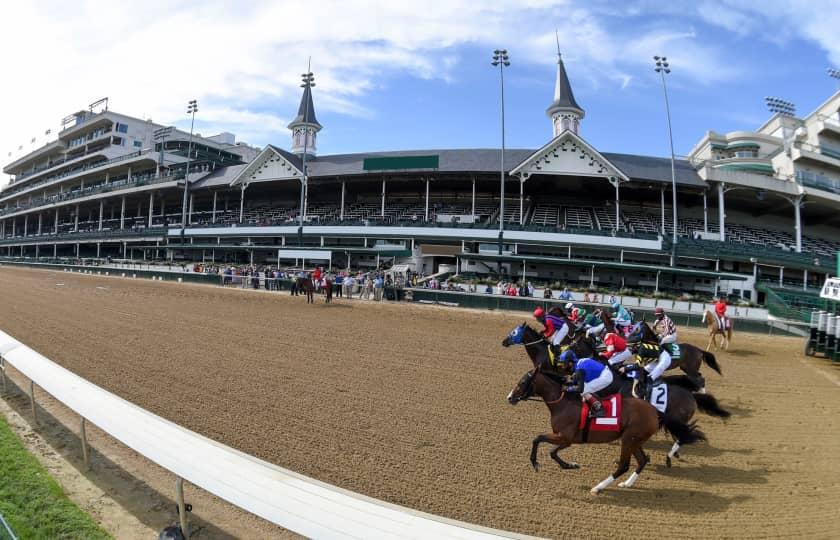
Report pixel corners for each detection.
[2,0,840,178]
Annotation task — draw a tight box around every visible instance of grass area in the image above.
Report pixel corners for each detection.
[0,415,111,540]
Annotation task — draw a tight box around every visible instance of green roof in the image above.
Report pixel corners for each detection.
[362,155,439,171]
[716,162,774,174]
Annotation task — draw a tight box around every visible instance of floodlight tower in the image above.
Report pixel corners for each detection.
[654,56,678,246]
[765,96,796,155]
[181,100,198,232]
[491,49,510,262]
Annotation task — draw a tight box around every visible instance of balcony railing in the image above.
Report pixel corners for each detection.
[1,149,154,200]
[0,227,168,246]
[795,169,840,195]
[0,170,183,218]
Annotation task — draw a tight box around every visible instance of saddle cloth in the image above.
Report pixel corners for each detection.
[663,343,681,359]
[648,382,668,414]
[579,394,622,431]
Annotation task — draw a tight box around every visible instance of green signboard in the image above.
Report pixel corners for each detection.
[363,155,439,171]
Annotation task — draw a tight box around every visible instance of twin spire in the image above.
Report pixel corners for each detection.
[288,63,321,158]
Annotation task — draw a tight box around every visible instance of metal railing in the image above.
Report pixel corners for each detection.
[795,169,840,195]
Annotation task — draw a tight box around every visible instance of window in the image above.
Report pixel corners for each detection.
[115,123,128,133]
[112,137,123,146]
[734,150,758,158]
[133,140,142,148]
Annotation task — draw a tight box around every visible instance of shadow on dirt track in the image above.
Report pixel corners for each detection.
[601,488,751,514]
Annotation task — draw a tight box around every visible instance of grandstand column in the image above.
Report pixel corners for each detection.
[37,213,42,235]
[703,191,708,233]
[519,177,524,225]
[53,245,56,257]
[127,166,132,182]
[471,176,476,220]
[655,270,660,294]
[804,269,808,291]
[792,194,804,253]
[98,200,104,231]
[188,194,194,224]
[54,210,58,234]
[381,178,386,217]
[424,178,429,222]
[612,177,620,230]
[340,181,346,221]
[120,196,126,230]
[76,243,79,257]
[212,191,217,224]
[239,184,246,224]
[35,245,39,258]
[74,204,79,232]
[148,192,154,228]
[589,265,595,288]
[660,188,665,233]
[1,219,4,238]
[717,182,726,242]
[779,266,784,287]
[23,214,28,237]
[104,171,109,185]
[97,243,101,258]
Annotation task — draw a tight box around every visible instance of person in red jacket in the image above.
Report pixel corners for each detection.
[714,297,728,331]
[600,331,631,367]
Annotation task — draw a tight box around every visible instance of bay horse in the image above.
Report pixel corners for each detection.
[628,321,722,392]
[506,365,706,493]
[702,309,733,351]
[504,323,728,467]
[296,276,315,304]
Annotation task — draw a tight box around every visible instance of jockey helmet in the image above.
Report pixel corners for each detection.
[564,302,574,311]
[654,307,664,317]
[533,307,545,319]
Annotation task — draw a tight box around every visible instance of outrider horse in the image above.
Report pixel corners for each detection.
[296,276,315,304]
[702,309,733,351]
[506,365,706,493]
[628,321,722,391]
[503,323,728,467]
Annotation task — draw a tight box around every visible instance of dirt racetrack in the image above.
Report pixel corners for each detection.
[1,265,839,539]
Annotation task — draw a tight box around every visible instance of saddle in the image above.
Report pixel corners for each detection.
[662,343,681,359]
[633,342,661,365]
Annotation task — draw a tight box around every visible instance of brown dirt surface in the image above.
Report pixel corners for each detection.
[1,265,839,539]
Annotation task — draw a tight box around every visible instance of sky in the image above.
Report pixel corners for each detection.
[2,0,840,184]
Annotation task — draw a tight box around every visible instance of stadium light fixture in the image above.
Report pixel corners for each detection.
[298,62,316,246]
[153,126,174,169]
[491,49,510,263]
[764,96,796,117]
[653,55,678,248]
[827,68,840,90]
[181,100,198,236]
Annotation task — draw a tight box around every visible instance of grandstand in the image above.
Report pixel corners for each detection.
[2,53,840,304]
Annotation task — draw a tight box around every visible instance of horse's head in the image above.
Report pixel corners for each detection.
[506,368,537,405]
[502,322,538,347]
[627,321,647,343]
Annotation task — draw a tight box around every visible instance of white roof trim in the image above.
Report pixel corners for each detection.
[510,130,629,182]
[230,146,302,187]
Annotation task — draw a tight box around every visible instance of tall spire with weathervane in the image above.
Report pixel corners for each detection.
[288,62,322,158]
[546,30,584,137]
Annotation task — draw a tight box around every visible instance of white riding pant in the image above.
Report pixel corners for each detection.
[550,324,570,346]
[716,315,726,331]
[583,368,614,395]
[659,333,678,345]
[645,351,672,381]
[608,348,632,366]
[586,323,604,338]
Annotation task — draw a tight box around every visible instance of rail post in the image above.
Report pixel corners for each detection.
[176,477,189,537]
[29,379,37,424]
[80,417,90,470]
[0,355,6,394]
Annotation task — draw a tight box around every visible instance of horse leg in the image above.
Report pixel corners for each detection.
[706,332,714,352]
[619,446,650,487]
[665,440,681,468]
[591,439,633,494]
[530,433,566,472]
[549,441,579,470]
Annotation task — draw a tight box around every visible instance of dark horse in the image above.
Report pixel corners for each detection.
[503,323,729,467]
[628,321,723,392]
[507,365,706,493]
[296,276,315,304]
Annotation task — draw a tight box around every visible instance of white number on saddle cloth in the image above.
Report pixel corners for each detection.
[649,383,668,414]
[670,343,681,359]
[594,396,620,426]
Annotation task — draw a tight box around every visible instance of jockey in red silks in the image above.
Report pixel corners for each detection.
[714,297,728,331]
[600,331,632,367]
[534,307,569,360]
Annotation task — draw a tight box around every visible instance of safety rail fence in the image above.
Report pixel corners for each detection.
[0,513,16,540]
[756,283,823,323]
[0,332,539,540]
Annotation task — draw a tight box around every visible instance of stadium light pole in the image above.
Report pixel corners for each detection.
[181,100,198,235]
[828,68,840,89]
[153,126,173,175]
[491,49,510,265]
[765,96,796,154]
[298,66,315,247]
[654,56,678,247]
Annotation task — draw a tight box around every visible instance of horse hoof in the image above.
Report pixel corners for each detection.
[531,462,540,472]
[569,462,580,469]
[674,451,681,459]
[590,487,602,495]
[665,457,672,468]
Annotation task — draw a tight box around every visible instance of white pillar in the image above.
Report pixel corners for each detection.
[148,191,154,227]
[212,191,217,224]
[54,209,59,233]
[239,184,246,224]
[98,200,104,231]
[104,171,110,185]
[424,178,430,222]
[803,269,808,291]
[127,166,132,182]
[120,196,126,230]
[74,204,79,232]
[660,187,665,234]
[779,266,784,287]
[381,179,386,217]
[188,193,194,224]
[471,176,476,220]
[717,182,726,242]
[38,213,42,235]
[519,177,524,226]
[23,214,28,237]
[614,179,620,231]
[590,264,595,288]
[793,195,803,253]
[340,181,346,221]
[655,270,660,294]
[703,191,708,234]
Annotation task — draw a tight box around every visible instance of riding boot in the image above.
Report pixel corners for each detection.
[549,344,560,365]
[585,394,604,418]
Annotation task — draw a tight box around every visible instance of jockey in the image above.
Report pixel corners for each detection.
[653,307,678,346]
[630,335,672,397]
[612,302,632,334]
[714,297,728,331]
[565,303,586,326]
[533,306,569,360]
[600,331,632,367]
[560,350,613,418]
[584,310,604,339]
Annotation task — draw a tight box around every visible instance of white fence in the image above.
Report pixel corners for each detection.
[0,330,538,540]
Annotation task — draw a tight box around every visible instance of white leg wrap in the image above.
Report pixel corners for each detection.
[591,475,615,494]
[619,471,639,488]
[668,442,680,459]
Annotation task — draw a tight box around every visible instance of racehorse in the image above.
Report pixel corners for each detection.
[296,276,315,304]
[506,365,706,493]
[702,309,733,351]
[504,323,728,466]
[628,321,722,392]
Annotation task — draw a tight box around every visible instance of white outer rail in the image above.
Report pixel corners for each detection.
[0,330,539,540]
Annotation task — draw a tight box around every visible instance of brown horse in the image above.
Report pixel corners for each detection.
[506,365,706,493]
[628,321,722,392]
[296,276,315,304]
[702,309,733,351]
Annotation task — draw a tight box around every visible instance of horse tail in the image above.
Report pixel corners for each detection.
[661,417,706,446]
[662,375,702,392]
[702,351,722,375]
[692,393,731,419]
